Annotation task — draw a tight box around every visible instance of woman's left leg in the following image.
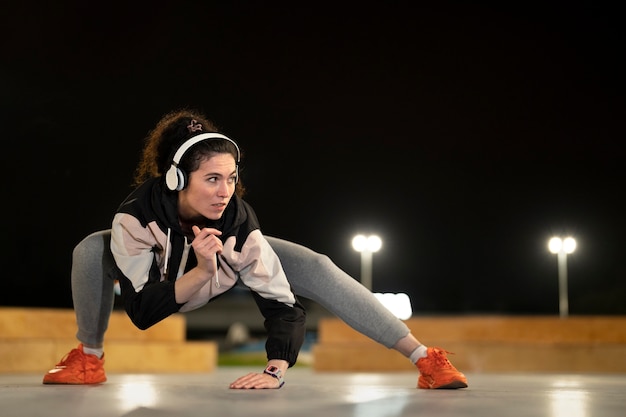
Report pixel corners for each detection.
[265,236,417,353]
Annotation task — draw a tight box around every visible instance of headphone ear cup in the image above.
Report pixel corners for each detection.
[175,168,187,190]
[165,165,182,191]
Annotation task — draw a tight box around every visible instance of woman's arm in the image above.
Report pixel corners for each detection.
[173,225,222,303]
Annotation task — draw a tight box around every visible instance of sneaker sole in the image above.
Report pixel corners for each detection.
[434,380,468,389]
[43,380,106,385]
[418,378,468,389]
[43,375,107,385]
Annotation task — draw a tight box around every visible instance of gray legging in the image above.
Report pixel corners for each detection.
[72,230,410,349]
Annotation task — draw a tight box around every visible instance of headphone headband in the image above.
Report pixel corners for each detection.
[171,132,240,166]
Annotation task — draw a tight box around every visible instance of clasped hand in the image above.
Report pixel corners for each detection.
[191,225,223,274]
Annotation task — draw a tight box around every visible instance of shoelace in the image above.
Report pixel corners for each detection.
[55,348,81,367]
[430,348,455,369]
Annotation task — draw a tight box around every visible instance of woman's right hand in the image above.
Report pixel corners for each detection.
[174,226,223,304]
[191,226,223,275]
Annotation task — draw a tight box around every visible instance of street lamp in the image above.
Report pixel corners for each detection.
[548,236,577,318]
[351,234,382,291]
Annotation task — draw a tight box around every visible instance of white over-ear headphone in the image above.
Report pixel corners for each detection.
[164,132,241,191]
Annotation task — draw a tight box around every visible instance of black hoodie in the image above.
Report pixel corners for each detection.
[110,177,306,366]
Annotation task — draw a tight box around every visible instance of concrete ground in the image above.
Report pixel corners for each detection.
[1,368,624,417]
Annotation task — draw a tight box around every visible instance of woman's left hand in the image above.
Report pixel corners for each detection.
[229,372,282,389]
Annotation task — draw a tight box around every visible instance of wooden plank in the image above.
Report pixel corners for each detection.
[312,342,626,373]
[0,339,217,373]
[317,316,626,344]
[104,340,218,372]
[0,308,216,373]
[0,307,185,342]
[313,316,626,372]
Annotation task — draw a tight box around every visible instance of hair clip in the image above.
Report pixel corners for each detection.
[187,119,203,132]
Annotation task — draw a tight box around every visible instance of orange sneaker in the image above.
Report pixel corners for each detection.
[416,347,468,389]
[43,344,107,384]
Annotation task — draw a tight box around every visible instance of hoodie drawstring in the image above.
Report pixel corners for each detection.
[163,228,171,278]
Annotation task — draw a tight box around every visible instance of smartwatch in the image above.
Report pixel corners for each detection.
[263,365,285,388]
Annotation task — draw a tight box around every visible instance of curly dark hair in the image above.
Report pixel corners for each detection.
[133,108,245,196]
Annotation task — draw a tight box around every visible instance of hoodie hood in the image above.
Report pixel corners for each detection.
[116,177,258,278]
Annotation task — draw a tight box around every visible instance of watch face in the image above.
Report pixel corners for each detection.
[264,365,284,387]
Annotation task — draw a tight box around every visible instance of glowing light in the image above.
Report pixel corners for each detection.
[115,376,158,411]
[352,235,382,252]
[374,293,413,320]
[549,388,588,417]
[548,237,563,254]
[548,236,576,254]
[563,237,577,253]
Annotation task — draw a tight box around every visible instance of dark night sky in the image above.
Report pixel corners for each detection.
[2,2,624,314]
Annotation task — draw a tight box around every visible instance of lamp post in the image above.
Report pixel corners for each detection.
[351,234,382,291]
[548,236,577,318]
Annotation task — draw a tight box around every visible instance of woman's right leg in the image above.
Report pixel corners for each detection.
[43,230,115,384]
[72,229,116,348]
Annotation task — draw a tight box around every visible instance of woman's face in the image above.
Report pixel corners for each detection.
[177,153,237,222]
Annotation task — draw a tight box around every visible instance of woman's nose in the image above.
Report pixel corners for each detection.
[217,181,231,196]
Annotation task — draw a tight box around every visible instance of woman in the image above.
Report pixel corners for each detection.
[43,109,467,389]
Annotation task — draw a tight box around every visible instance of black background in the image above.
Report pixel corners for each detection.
[2,1,624,315]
